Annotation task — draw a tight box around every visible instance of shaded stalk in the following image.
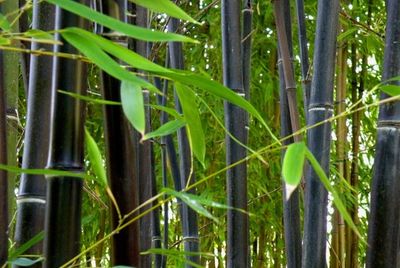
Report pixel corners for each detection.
[366,0,400,266]
[302,0,340,267]
[99,0,140,266]
[221,1,249,267]
[43,3,87,266]
[13,2,54,266]
[274,0,302,267]
[168,17,200,267]
[295,0,311,116]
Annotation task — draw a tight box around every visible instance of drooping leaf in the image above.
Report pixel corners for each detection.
[85,128,108,187]
[142,119,186,141]
[58,90,121,105]
[61,31,159,93]
[130,0,200,25]
[9,258,44,267]
[120,81,146,135]
[45,0,198,43]
[282,142,306,199]
[175,83,205,167]
[163,188,219,223]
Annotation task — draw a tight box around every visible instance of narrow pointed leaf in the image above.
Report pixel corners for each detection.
[130,0,200,25]
[120,81,145,135]
[149,104,182,119]
[381,84,400,96]
[175,83,205,167]
[142,119,186,141]
[282,142,306,186]
[45,0,197,43]
[9,258,44,267]
[85,128,108,187]
[58,90,121,105]
[8,232,44,259]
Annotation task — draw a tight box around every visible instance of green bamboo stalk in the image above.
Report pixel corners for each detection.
[366,0,400,266]
[13,2,54,265]
[221,1,249,266]
[43,2,87,266]
[302,0,340,267]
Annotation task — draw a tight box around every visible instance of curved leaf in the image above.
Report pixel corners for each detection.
[85,128,108,187]
[121,81,145,135]
[142,119,186,141]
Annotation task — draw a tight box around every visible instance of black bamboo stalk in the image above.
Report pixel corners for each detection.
[13,2,54,266]
[295,0,311,116]
[43,3,87,267]
[242,0,252,100]
[99,0,140,266]
[366,0,400,266]
[0,51,7,266]
[19,0,30,95]
[274,0,302,267]
[221,1,249,267]
[302,0,339,267]
[168,17,200,266]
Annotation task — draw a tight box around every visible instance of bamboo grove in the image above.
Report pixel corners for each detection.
[0,0,397,267]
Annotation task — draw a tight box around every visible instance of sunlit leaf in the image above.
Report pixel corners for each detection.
[130,0,200,24]
[282,142,306,199]
[175,83,205,167]
[85,128,108,187]
[380,84,400,97]
[142,119,186,141]
[45,0,198,43]
[121,81,145,135]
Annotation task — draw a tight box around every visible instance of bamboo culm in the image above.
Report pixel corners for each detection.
[168,17,200,266]
[13,2,54,266]
[43,3,87,266]
[274,0,302,267]
[302,0,339,267]
[221,1,249,267]
[366,0,400,266]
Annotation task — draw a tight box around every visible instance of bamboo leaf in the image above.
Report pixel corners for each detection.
[61,30,160,94]
[9,258,44,267]
[380,84,400,96]
[142,248,212,268]
[8,232,44,259]
[282,142,306,199]
[63,28,171,74]
[58,90,121,105]
[0,13,11,31]
[163,188,219,223]
[304,148,363,241]
[0,164,88,179]
[120,81,146,135]
[85,128,108,187]
[130,0,200,25]
[142,119,186,141]
[45,0,198,43]
[24,29,54,40]
[175,83,205,167]
[148,104,183,119]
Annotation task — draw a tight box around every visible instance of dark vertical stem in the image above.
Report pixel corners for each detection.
[221,1,249,267]
[43,3,86,267]
[295,0,311,116]
[242,0,252,100]
[168,18,200,267]
[19,0,30,95]
[14,2,54,266]
[274,0,302,267]
[302,0,339,267]
[99,0,140,266]
[0,51,7,267]
[366,0,400,267]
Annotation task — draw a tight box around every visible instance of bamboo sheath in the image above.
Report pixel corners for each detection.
[274,1,302,267]
[168,17,200,267]
[302,0,340,267]
[14,2,54,266]
[221,0,249,267]
[366,0,400,266]
[43,3,87,266]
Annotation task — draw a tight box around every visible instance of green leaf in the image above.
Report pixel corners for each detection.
[337,27,357,42]
[61,30,158,93]
[142,248,212,268]
[304,148,363,242]
[380,84,400,97]
[0,164,88,179]
[63,28,171,75]
[9,258,43,267]
[45,0,198,43]
[164,71,280,144]
[24,29,54,40]
[8,232,44,259]
[282,142,306,198]
[163,188,219,223]
[58,90,121,105]
[130,0,200,25]
[85,128,108,187]
[148,104,183,119]
[120,81,146,135]
[142,119,186,141]
[0,13,11,31]
[0,36,11,45]
[175,83,205,167]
